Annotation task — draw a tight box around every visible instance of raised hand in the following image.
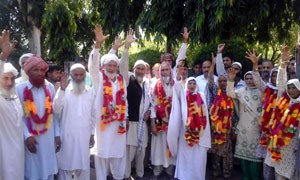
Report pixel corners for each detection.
[281,45,290,63]
[0,30,17,61]
[227,67,236,81]
[245,49,261,65]
[60,72,69,91]
[182,27,190,43]
[113,36,123,50]
[217,43,225,53]
[211,52,216,65]
[125,29,135,49]
[94,24,110,48]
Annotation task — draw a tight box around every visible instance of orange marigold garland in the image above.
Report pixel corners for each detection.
[101,72,126,134]
[23,86,53,136]
[268,100,300,161]
[153,80,172,132]
[258,87,278,146]
[185,91,207,147]
[209,89,234,144]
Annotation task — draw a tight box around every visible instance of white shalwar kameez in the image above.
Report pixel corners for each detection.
[88,48,128,180]
[16,81,60,180]
[167,79,211,180]
[0,61,24,180]
[53,84,95,180]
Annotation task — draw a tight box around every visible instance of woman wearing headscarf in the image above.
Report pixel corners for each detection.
[206,53,234,179]
[264,79,300,179]
[167,72,211,180]
[227,67,263,180]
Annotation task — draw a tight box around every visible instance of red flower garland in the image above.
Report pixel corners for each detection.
[185,91,207,147]
[23,86,53,136]
[209,89,234,144]
[153,80,172,132]
[101,72,126,134]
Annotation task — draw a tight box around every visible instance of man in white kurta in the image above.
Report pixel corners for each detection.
[0,30,25,179]
[16,55,60,180]
[88,25,128,180]
[54,63,96,180]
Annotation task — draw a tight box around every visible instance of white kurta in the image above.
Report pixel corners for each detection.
[168,80,211,180]
[16,81,60,179]
[88,48,127,158]
[54,86,95,170]
[0,94,24,180]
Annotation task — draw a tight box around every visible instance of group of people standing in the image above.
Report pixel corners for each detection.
[0,24,300,180]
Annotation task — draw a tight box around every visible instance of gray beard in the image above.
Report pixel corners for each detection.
[71,80,86,94]
[0,86,17,100]
[104,70,117,80]
[162,76,171,84]
[135,75,144,83]
[21,69,28,80]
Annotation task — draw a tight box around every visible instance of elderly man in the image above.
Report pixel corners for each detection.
[0,30,24,180]
[16,55,60,180]
[54,63,95,180]
[15,52,33,84]
[88,25,134,180]
[119,59,151,179]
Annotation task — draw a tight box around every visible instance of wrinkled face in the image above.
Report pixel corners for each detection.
[134,65,146,81]
[218,76,227,90]
[193,64,201,76]
[187,80,197,93]
[287,84,300,99]
[202,61,211,76]
[231,64,241,74]
[262,61,273,73]
[47,70,62,83]
[103,60,118,74]
[245,74,255,87]
[223,57,233,67]
[28,66,46,81]
[270,71,278,86]
[160,63,171,77]
[288,60,296,73]
[0,72,15,90]
[152,64,160,78]
[71,68,86,84]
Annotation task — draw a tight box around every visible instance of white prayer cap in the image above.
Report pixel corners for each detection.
[3,63,18,76]
[232,62,242,69]
[70,63,85,72]
[133,59,147,69]
[19,53,33,67]
[101,54,119,66]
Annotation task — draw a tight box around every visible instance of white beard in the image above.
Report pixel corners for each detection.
[104,69,117,80]
[71,80,86,94]
[162,76,171,84]
[21,69,28,80]
[135,75,144,83]
[0,86,17,100]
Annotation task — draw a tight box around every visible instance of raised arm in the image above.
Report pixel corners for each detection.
[277,45,289,97]
[88,25,109,90]
[53,72,69,114]
[0,30,16,61]
[207,52,216,92]
[175,27,189,65]
[226,68,237,99]
[119,30,135,86]
[108,36,123,54]
[216,43,227,76]
[245,49,265,93]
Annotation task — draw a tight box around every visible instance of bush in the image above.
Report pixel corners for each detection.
[129,48,161,70]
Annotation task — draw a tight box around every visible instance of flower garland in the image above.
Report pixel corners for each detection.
[185,91,207,147]
[268,101,300,161]
[209,89,234,144]
[101,72,126,134]
[23,86,53,136]
[153,80,172,132]
[258,87,277,146]
[259,93,290,147]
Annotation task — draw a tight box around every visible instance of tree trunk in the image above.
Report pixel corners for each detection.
[166,37,172,53]
[28,25,41,56]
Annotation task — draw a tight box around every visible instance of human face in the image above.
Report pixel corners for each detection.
[28,66,46,82]
[231,64,241,74]
[258,64,263,73]
[134,65,146,82]
[193,64,201,76]
[287,84,300,99]
[103,60,118,74]
[160,63,171,77]
[262,61,273,73]
[0,72,15,90]
[202,61,211,77]
[187,80,197,93]
[163,57,173,67]
[71,68,86,84]
[181,67,189,79]
[218,76,227,90]
[245,74,255,87]
[270,71,278,86]
[47,70,62,83]
[223,57,232,67]
[152,64,160,78]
